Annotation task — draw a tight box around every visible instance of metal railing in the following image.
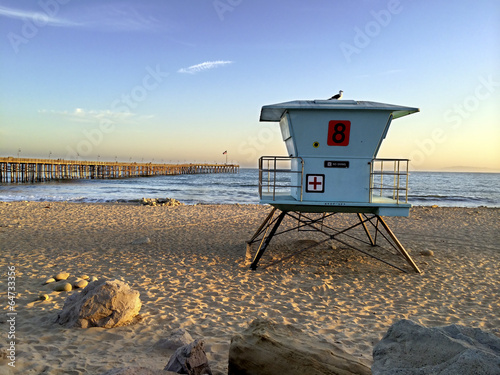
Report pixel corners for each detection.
[259,156,304,201]
[369,158,410,204]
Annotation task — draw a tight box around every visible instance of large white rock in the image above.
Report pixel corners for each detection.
[55,279,142,328]
[228,318,371,375]
[372,319,500,375]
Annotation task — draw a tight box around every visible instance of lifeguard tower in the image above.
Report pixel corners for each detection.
[247,99,421,273]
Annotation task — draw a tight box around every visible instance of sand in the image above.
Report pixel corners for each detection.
[0,202,499,374]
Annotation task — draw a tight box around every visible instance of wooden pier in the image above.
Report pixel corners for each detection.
[0,157,239,183]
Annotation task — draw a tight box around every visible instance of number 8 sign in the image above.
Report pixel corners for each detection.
[327,120,350,146]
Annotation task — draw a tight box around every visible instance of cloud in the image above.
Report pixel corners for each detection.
[74,4,164,32]
[0,5,80,27]
[177,61,233,74]
[0,4,165,32]
[39,108,154,124]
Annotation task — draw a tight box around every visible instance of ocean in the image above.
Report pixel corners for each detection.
[0,169,499,208]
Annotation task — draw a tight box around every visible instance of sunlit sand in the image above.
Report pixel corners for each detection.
[1,202,499,374]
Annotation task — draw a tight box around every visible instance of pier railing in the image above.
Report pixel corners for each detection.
[0,157,239,183]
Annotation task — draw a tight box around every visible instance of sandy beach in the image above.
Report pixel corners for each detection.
[1,202,499,374]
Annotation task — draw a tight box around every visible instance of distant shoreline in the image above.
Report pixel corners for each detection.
[412,170,500,174]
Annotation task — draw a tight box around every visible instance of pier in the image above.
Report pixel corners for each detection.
[0,157,239,183]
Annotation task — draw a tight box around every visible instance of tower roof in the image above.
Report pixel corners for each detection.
[260,100,420,122]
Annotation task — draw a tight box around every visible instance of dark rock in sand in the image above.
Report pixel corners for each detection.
[164,339,212,375]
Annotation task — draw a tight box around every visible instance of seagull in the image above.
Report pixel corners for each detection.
[329,90,343,100]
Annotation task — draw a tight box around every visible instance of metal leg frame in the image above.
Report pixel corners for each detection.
[247,209,421,273]
[249,211,287,270]
[376,216,421,273]
[357,213,375,246]
[358,214,420,273]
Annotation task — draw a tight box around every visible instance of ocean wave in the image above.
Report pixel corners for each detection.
[1,171,499,207]
[409,194,494,203]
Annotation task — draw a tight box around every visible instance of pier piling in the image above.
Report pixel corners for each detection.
[0,157,239,183]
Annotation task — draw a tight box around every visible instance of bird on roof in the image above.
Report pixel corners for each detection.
[329,90,343,100]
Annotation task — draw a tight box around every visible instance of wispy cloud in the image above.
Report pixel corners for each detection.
[0,4,165,32]
[177,61,233,74]
[39,108,154,124]
[0,5,79,27]
[75,4,164,32]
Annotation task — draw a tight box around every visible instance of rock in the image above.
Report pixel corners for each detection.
[55,279,142,328]
[67,276,80,284]
[431,204,439,208]
[164,339,212,375]
[141,198,184,207]
[420,249,434,256]
[39,294,50,301]
[101,367,178,375]
[131,236,151,245]
[154,328,194,353]
[89,276,98,282]
[228,318,371,375]
[80,275,90,280]
[372,319,500,375]
[53,282,72,292]
[73,279,89,289]
[54,272,70,281]
[44,277,56,284]
[141,198,158,206]
[295,239,319,248]
[0,344,7,360]
[161,198,183,207]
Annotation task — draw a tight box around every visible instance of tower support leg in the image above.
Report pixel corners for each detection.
[377,216,421,273]
[249,210,286,270]
[357,213,376,246]
[247,207,277,244]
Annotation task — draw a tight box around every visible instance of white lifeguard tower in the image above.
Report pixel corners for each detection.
[247,99,421,273]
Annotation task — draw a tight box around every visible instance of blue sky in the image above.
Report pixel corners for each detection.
[0,0,499,170]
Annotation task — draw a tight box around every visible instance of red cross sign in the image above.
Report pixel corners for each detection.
[306,174,325,193]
